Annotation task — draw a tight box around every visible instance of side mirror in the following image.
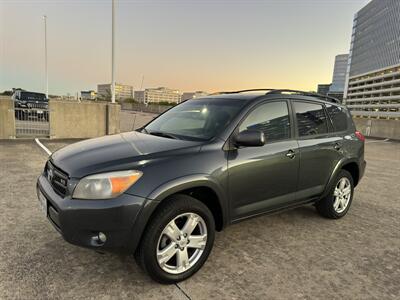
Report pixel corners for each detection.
[234,130,265,147]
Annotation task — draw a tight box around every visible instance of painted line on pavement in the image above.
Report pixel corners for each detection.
[35,138,52,156]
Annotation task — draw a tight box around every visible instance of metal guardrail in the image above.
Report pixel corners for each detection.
[14,108,50,137]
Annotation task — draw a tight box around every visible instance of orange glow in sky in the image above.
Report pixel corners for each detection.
[0,0,370,95]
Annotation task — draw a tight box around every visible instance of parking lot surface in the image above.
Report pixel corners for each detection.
[0,139,399,299]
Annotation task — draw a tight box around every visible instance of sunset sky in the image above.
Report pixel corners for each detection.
[0,0,370,95]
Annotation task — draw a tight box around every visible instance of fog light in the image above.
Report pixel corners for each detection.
[92,232,107,245]
[98,232,107,243]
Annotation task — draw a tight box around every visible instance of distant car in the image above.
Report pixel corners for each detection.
[37,89,366,283]
[12,90,49,120]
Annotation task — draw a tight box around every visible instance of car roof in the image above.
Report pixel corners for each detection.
[194,91,343,107]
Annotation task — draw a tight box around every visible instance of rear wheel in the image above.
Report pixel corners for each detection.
[316,170,354,219]
[135,194,215,283]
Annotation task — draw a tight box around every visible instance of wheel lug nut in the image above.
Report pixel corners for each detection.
[177,236,181,241]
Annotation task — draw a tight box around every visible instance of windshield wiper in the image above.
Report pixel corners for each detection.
[148,131,180,140]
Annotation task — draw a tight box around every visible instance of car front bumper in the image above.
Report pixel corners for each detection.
[37,174,148,252]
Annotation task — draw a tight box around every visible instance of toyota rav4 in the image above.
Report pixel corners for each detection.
[37,89,366,283]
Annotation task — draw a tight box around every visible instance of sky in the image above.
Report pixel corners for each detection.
[0,0,370,95]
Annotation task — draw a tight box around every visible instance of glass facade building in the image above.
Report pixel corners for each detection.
[344,0,400,119]
[328,54,349,100]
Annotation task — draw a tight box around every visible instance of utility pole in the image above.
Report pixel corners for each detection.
[43,15,48,99]
[111,0,116,103]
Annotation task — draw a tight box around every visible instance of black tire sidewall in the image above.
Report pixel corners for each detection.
[139,194,215,284]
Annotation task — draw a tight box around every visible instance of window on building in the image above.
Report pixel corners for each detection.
[294,102,329,136]
[239,101,290,142]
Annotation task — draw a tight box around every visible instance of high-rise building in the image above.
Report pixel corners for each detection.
[97,83,133,100]
[344,0,400,119]
[328,54,348,100]
[134,87,181,104]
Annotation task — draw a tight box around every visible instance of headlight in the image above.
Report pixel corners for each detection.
[73,170,142,199]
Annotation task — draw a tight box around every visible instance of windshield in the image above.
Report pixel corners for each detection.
[20,92,47,102]
[143,98,245,141]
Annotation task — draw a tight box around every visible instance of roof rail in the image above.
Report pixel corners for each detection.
[211,88,341,104]
[266,89,341,103]
[211,89,275,95]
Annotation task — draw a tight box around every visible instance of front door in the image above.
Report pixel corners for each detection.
[228,100,299,220]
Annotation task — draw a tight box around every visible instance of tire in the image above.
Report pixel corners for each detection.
[316,170,354,219]
[135,194,215,284]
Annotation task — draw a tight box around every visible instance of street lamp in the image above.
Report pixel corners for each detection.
[111,0,116,103]
[43,15,48,99]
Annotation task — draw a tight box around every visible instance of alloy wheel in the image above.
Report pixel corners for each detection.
[333,177,352,213]
[156,212,207,274]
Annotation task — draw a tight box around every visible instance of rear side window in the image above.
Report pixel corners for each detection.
[239,101,291,142]
[325,104,348,132]
[293,102,329,137]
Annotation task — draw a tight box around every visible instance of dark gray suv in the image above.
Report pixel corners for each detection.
[37,89,366,283]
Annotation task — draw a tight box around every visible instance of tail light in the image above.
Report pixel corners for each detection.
[355,130,365,142]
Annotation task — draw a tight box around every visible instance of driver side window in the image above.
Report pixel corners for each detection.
[239,101,291,142]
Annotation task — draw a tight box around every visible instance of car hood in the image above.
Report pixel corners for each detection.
[50,131,201,178]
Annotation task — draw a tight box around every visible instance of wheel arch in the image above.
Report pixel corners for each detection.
[147,175,228,231]
[322,158,360,198]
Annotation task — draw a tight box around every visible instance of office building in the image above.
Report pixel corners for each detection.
[97,83,133,100]
[328,54,348,100]
[81,90,97,100]
[182,91,209,101]
[134,87,181,104]
[317,84,331,96]
[344,0,400,118]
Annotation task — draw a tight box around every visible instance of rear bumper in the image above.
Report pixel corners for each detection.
[37,174,149,252]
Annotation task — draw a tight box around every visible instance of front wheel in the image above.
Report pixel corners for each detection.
[316,170,354,219]
[135,194,215,283]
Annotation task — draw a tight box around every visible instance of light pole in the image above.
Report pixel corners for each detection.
[111,0,116,103]
[43,15,48,99]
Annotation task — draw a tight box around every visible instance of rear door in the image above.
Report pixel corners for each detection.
[228,100,299,220]
[292,101,344,200]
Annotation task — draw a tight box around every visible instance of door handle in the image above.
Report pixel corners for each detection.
[286,149,295,159]
[334,143,341,151]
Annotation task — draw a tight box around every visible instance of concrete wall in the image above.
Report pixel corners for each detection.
[106,103,121,135]
[0,97,15,139]
[50,101,120,139]
[121,102,172,114]
[120,111,156,132]
[353,118,400,140]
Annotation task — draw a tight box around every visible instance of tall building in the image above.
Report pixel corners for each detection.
[344,0,400,119]
[328,54,348,100]
[134,87,181,104]
[97,83,133,100]
[317,84,331,96]
[182,91,209,101]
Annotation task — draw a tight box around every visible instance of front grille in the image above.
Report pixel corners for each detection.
[27,102,48,109]
[45,161,69,197]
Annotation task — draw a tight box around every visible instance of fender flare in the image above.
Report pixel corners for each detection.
[125,174,228,253]
[321,158,359,198]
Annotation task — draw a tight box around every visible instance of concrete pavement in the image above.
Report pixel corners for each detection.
[0,139,399,299]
